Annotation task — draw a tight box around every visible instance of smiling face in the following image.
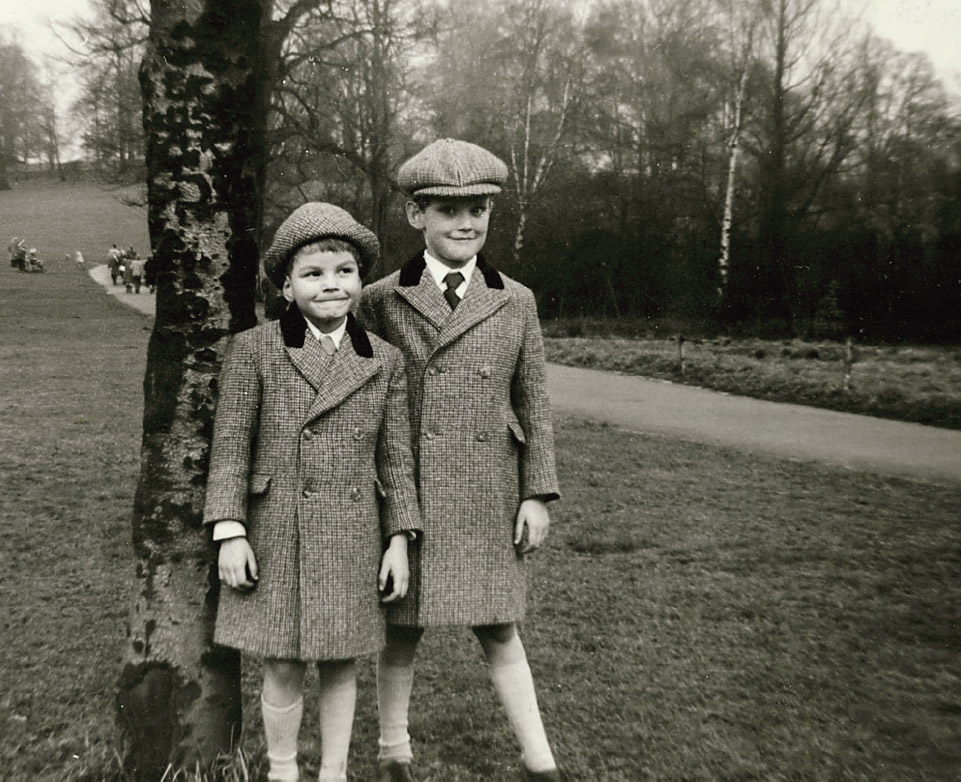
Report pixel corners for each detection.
[406,196,492,267]
[282,247,362,333]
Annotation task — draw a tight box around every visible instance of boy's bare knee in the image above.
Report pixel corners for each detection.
[263,659,307,706]
[316,658,355,684]
[472,622,517,645]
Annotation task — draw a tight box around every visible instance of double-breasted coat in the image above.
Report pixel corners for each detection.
[356,253,560,627]
[203,308,421,661]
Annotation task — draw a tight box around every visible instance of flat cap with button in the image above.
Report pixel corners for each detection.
[397,138,509,197]
[263,201,380,289]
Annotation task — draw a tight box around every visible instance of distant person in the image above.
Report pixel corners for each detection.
[27,248,44,273]
[203,201,421,782]
[122,257,133,292]
[109,245,122,285]
[356,139,562,781]
[129,256,145,293]
[11,238,27,272]
[74,250,86,270]
[9,237,24,269]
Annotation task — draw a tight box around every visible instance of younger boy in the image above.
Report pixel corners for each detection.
[357,138,561,781]
[204,202,421,782]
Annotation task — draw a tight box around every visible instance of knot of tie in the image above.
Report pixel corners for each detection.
[320,334,337,356]
[443,271,465,310]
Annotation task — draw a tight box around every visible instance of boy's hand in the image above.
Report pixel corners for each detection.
[379,533,410,603]
[514,498,551,555]
[218,537,258,590]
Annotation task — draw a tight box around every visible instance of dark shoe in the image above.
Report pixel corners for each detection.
[522,769,561,782]
[377,760,414,782]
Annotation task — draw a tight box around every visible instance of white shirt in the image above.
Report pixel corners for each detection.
[424,251,475,299]
[212,316,347,542]
[303,315,348,347]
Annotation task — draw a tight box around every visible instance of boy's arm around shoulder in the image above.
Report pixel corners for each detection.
[355,284,384,338]
[374,343,422,539]
[510,286,560,503]
[203,331,263,528]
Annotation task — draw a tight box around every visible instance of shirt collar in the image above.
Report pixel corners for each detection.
[423,251,476,290]
[304,316,348,348]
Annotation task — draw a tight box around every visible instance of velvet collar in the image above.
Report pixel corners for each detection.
[279,305,373,357]
[398,252,504,290]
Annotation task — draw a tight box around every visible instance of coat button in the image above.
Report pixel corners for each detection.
[426,367,437,376]
[352,427,364,440]
[302,489,313,499]
[424,431,435,441]
[476,432,488,442]
[478,366,492,378]
[350,487,362,501]
[303,430,313,440]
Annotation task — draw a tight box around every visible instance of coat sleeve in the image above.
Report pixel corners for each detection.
[375,348,422,538]
[355,287,383,338]
[510,289,561,502]
[203,333,262,527]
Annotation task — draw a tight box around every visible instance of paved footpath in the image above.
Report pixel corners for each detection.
[89,265,961,486]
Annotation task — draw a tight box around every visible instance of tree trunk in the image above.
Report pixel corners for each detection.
[116,1,271,778]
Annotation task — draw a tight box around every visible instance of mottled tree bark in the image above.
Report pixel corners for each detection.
[116,1,272,778]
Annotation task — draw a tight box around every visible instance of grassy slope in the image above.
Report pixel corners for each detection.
[2,178,150,265]
[2,181,960,780]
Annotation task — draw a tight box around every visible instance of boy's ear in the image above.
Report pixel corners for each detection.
[281,276,294,302]
[405,200,425,230]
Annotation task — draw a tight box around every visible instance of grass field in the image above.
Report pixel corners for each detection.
[2,180,961,780]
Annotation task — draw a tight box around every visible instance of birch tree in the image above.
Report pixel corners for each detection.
[716,0,758,301]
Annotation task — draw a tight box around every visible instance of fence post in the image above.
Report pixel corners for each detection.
[677,334,686,376]
[843,336,853,391]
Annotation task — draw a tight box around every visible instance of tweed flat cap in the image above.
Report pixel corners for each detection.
[397,138,509,197]
[263,202,379,288]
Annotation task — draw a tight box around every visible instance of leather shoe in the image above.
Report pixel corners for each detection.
[377,760,414,782]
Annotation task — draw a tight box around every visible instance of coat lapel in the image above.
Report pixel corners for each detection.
[281,306,381,421]
[281,304,329,394]
[394,252,510,349]
[394,254,450,331]
[436,255,509,350]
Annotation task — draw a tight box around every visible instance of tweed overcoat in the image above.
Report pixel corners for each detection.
[356,253,559,627]
[203,308,421,661]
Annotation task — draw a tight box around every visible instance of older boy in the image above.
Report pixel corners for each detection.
[205,202,421,782]
[357,139,561,781]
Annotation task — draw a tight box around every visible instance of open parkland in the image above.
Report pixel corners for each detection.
[1,179,960,780]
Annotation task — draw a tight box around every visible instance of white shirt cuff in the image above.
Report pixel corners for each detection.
[212,520,247,541]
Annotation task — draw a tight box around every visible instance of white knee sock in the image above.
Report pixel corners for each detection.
[489,657,556,773]
[262,695,303,782]
[317,663,356,782]
[376,655,415,763]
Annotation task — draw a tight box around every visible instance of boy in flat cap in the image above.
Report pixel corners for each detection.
[357,139,561,781]
[204,202,422,782]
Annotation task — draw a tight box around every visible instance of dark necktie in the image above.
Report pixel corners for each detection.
[443,271,465,310]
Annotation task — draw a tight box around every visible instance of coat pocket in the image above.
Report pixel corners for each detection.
[507,416,527,446]
[248,472,271,496]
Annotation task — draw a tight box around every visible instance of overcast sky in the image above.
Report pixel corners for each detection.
[2,0,960,114]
